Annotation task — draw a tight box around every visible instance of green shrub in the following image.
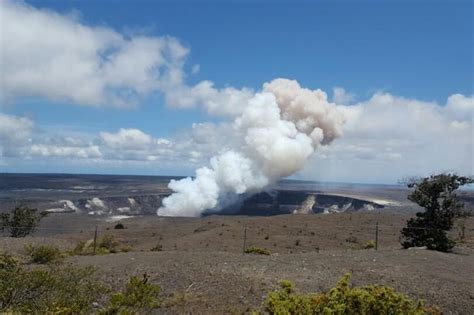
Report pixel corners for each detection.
[150,244,163,252]
[98,235,119,253]
[0,205,46,237]
[72,235,120,255]
[0,252,165,314]
[0,252,105,313]
[0,251,18,271]
[265,274,440,315]
[120,245,133,253]
[363,240,376,249]
[25,244,63,264]
[114,223,125,229]
[244,246,270,255]
[71,240,88,255]
[265,280,314,314]
[103,273,161,313]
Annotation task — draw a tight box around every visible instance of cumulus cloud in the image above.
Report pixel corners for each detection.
[1,91,472,189]
[28,144,102,159]
[0,0,252,113]
[9,130,103,160]
[0,113,33,157]
[0,0,187,107]
[99,128,179,162]
[101,128,155,150]
[163,81,254,116]
[302,93,473,183]
[0,119,217,166]
[445,94,474,123]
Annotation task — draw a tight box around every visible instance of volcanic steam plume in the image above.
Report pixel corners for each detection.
[158,79,345,217]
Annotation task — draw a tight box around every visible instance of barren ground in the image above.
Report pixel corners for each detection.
[2,212,474,314]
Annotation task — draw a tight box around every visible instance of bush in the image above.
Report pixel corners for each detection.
[98,235,119,253]
[265,274,440,315]
[0,252,105,313]
[265,280,314,314]
[25,244,63,264]
[150,244,163,252]
[0,205,45,237]
[114,223,125,229]
[72,235,120,255]
[244,246,270,255]
[120,245,133,253]
[0,252,163,313]
[71,240,88,255]
[104,273,161,313]
[363,240,376,249]
[0,251,18,270]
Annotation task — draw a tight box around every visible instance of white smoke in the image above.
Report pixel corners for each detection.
[158,78,345,217]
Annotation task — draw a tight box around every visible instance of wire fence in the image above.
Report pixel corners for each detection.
[1,223,465,230]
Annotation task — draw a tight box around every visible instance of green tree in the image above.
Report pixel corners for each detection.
[400,174,473,252]
[0,205,46,237]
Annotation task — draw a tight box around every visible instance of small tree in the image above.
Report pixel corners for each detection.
[400,174,473,252]
[0,205,45,237]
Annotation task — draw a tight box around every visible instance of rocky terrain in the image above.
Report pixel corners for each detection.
[0,173,426,217]
[1,211,473,314]
[2,173,474,313]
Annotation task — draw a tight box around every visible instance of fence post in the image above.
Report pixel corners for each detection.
[93,225,98,255]
[375,222,379,251]
[242,226,247,254]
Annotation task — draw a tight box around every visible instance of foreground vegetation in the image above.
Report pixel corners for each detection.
[0,252,105,313]
[24,244,64,264]
[245,245,271,255]
[0,251,161,313]
[72,235,131,255]
[265,274,440,315]
[1,250,440,314]
[0,205,45,237]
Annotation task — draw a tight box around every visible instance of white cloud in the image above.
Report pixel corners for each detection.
[445,94,474,122]
[100,128,154,150]
[28,144,102,159]
[0,120,218,165]
[1,91,472,184]
[332,87,355,105]
[0,113,33,157]
[0,0,185,107]
[99,128,179,162]
[301,93,473,183]
[0,0,252,114]
[162,80,254,116]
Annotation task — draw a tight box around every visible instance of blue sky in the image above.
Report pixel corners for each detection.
[28,0,472,98]
[0,0,472,183]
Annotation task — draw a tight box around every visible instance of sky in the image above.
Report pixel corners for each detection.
[0,0,472,184]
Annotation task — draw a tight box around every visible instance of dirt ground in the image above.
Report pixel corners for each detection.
[1,212,474,314]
